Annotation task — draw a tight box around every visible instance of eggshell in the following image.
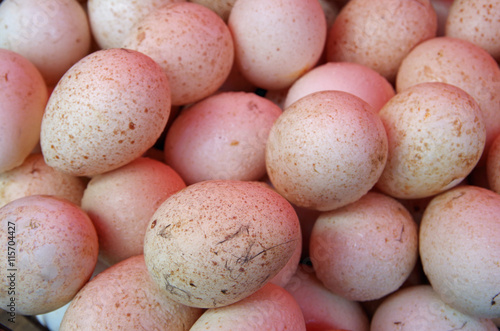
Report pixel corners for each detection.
[284,265,370,331]
[284,62,395,111]
[40,48,171,177]
[189,282,306,330]
[487,134,500,193]
[0,0,91,86]
[189,0,237,21]
[0,49,48,173]
[143,180,301,308]
[0,153,86,208]
[396,37,500,163]
[376,82,486,199]
[0,195,98,315]
[445,0,500,61]
[371,285,498,330]
[265,90,388,211]
[419,185,500,318]
[164,92,282,185]
[81,157,186,266]
[269,231,302,288]
[326,0,437,82]
[60,255,203,330]
[228,0,327,90]
[122,2,234,106]
[88,0,184,49]
[310,192,419,302]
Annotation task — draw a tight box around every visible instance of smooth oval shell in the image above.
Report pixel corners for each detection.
[143,180,301,308]
[376,82,486,199]
[266,90,388,211]
[0,49,48,173]
[0,195,98,315]
[40,48,171,177]
[60,255,203,330]
[419,185,500,318]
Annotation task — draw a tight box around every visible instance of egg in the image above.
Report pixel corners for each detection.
[40,48,171,177]
[0,0,91,86]
[88,0,184,49]
[486,134,500,194]
[445,0,500,61]
[164,91,282,185]
[189,282,306,330]
[371,285,497,330]
[326,0,437,82]
[0,195,98,315]
[59,255,203,330]
[228,0,327,90]
[143,180,301,308]
[265,90,388,211]
[188,0,237,21]
[0,49,48,173]
[0,153,87,208]
[376,82,486,199]
[122,2,234,106]
[396,36,500,163]
[419,185,500,318]
[285,265,370,331]
[284,61,395,111]
[310,192,419,302]
[81,157,186,266]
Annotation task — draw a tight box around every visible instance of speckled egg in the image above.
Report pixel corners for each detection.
[376,82,486,199]
[419,185,500,318]
[189,282,306,330]
[40,48,171,177]
[265,90,388,211]
[445,0,500,61]
[189,0,237,21]
[0,49,48,173]
[0,195,98,315]
[396,37,500,163]
[0,0,91,86]
[284,62,395,111]
[88,0,184,49]
[228,0,327,90]
[310,192,419,302]
[371,285,498,330]
[81,157,186,266]
[122,2,234,106]
[326,0,437,82]
[0,153,86,208]
[164,91,282,185]
[143,180,301,308]
[60,255,203,330]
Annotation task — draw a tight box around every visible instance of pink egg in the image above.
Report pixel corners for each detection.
[0,49,48,173]
[164,91,282,185]
[122,2,234,106]
[228,0,327,90]
[284,62,395,111]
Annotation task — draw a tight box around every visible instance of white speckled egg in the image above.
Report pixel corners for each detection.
[396,37,500,163]
[326,0,437,82]
[419,185,500,319]
[371,285,498,330]
[0,49,48,173]
[88,0,184,49]
[0,195,98,315]
[376,82,486,199]
[189,282,306,330]
[0,153,86,208]
[266,90,388,211]
[122,2,234,106]
[0,0,91,86]
[228,0,327,90]
[40,48,171,177]
[143,180,301,308]
[59,255,203,330]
